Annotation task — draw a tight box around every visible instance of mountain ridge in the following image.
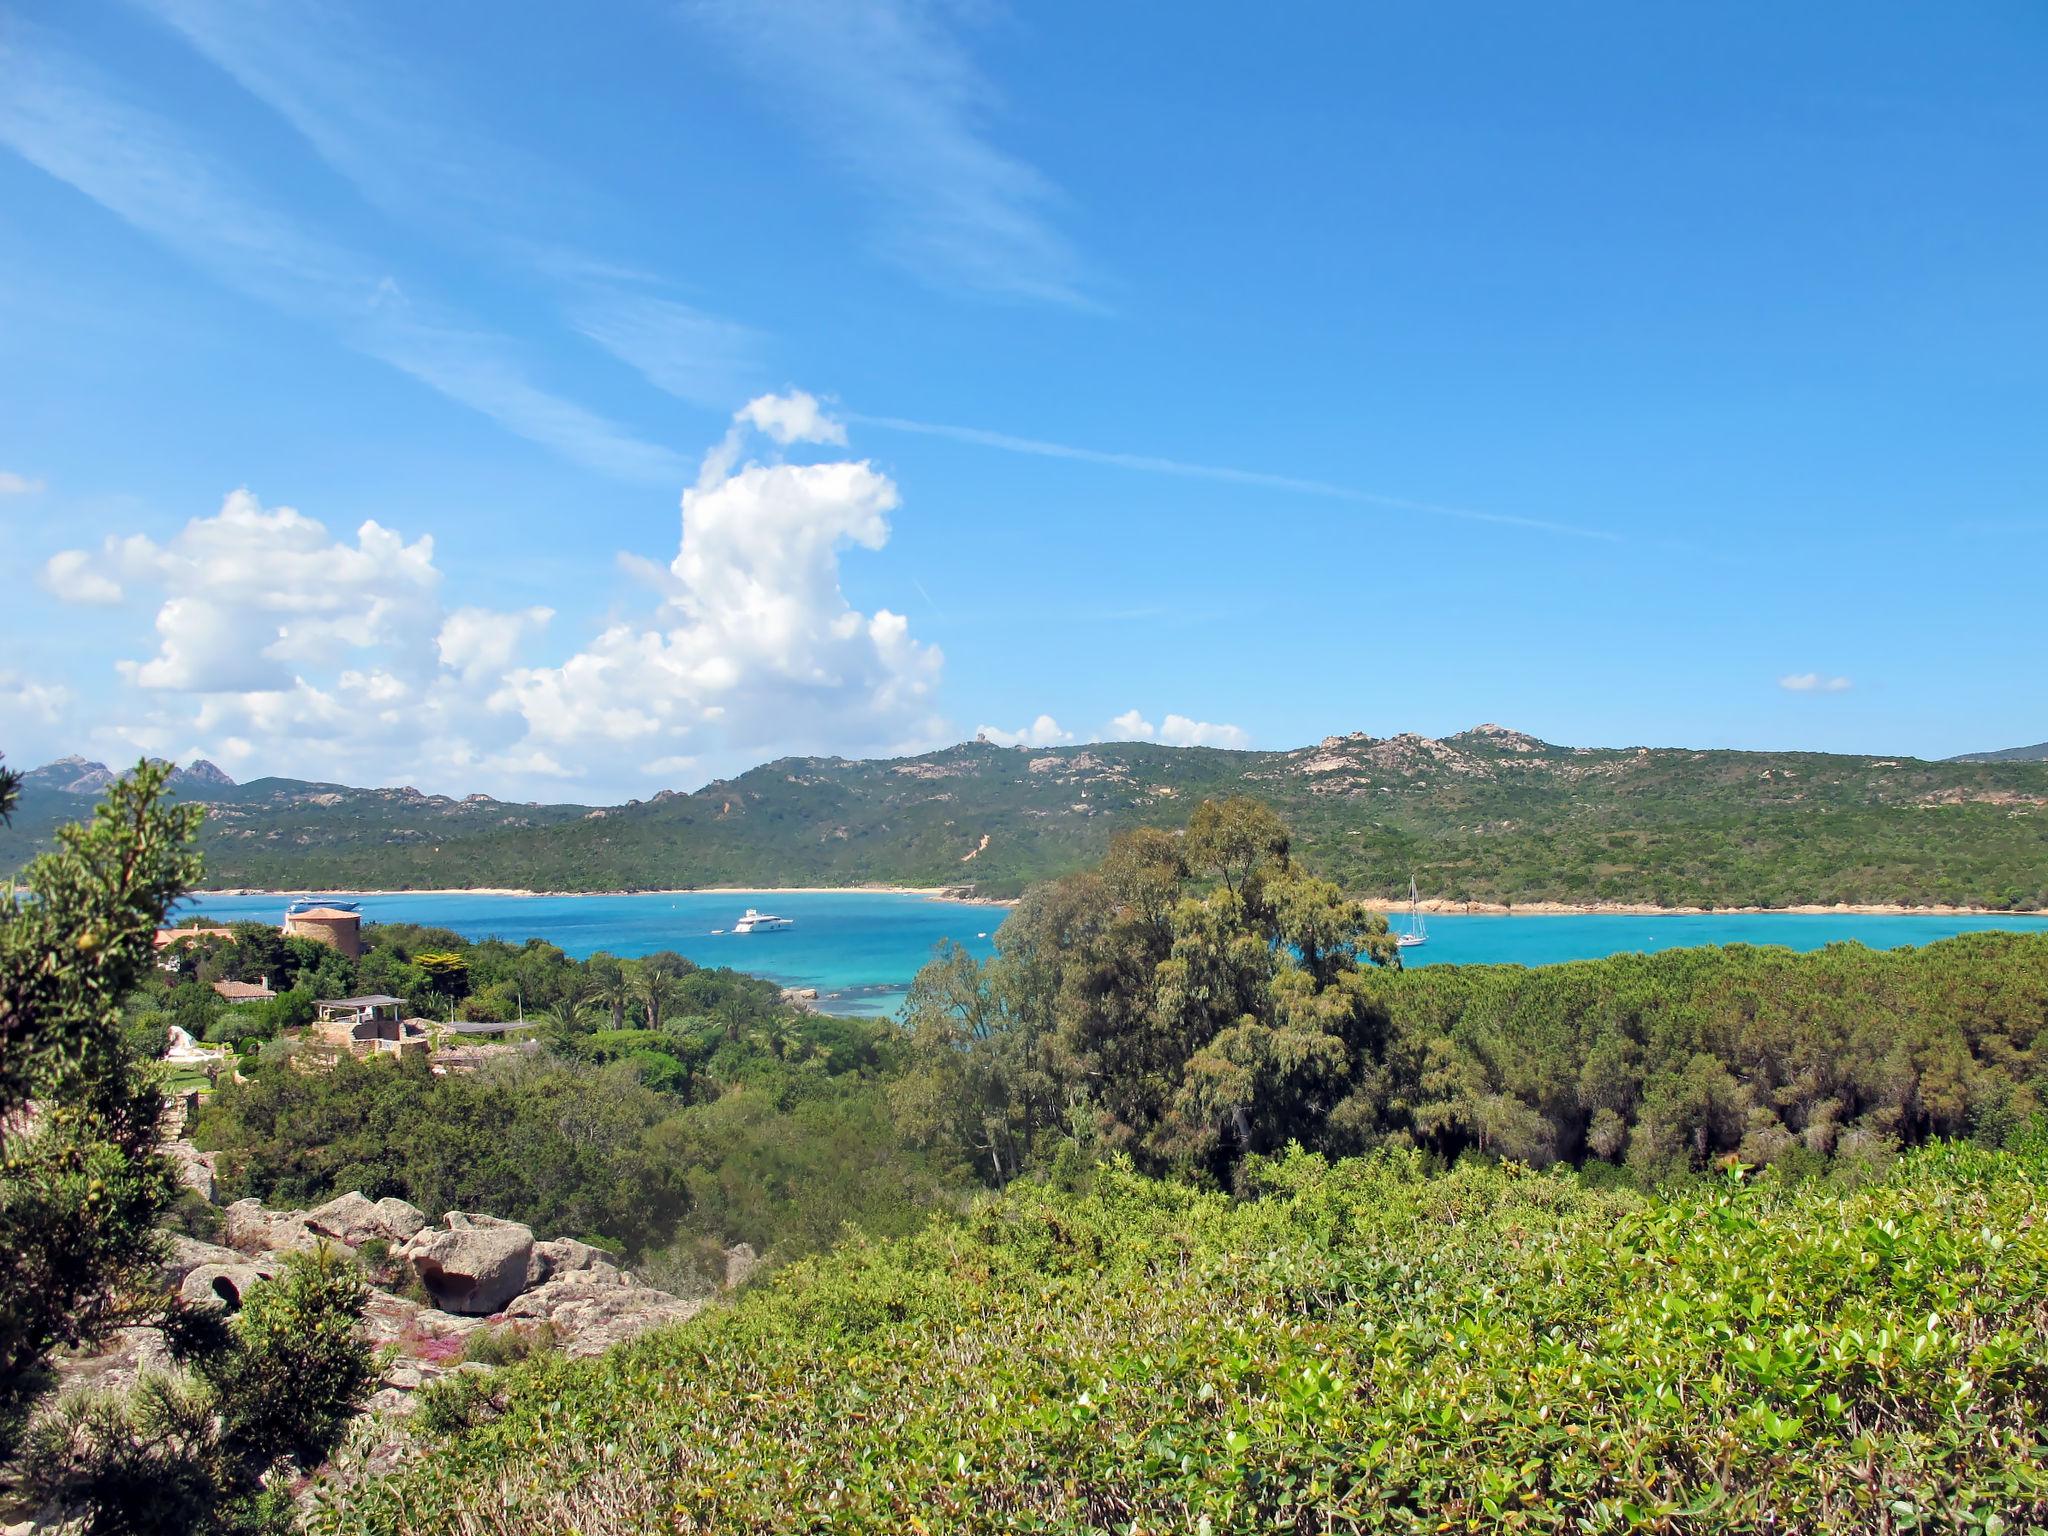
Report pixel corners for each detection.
[1949,741,2048,764]
[5,728,2045,908]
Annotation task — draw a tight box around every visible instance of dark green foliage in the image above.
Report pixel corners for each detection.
[22,1247,373,1535]
[902,806,2048,1188]
[191,956,965,1264]
[0,758,203,1455]
[894,814,1399,1183]
[315,1143,2048,1534]
[7,733,2046,906]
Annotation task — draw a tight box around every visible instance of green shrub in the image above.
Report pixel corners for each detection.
[164,1189,224,1242]
[408,1371,493,1438]
[460,1322,559,1368]
[24,1247,375,1533]
[318,1144,2048,1535]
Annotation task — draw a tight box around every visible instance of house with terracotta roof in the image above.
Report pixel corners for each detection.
[154,926,234,950]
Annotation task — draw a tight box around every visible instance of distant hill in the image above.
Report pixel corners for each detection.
[4,727,2045,908]
[1949,741,2048,764]
[20,755,238,794]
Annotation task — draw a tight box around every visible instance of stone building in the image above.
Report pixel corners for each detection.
[283,904,363,959]
[309,995,431,1059]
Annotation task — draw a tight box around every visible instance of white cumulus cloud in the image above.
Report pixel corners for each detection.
[33,396,947,798]
[40,549,124,605]
[437,605,554,680]
[0,671,73,725]
[737,389,847,447]
[44,490,442,694]
[1105,710,1250,749]
[975,715,1073,748]
[1779,673,1853,694]
[491,392,943,768]
[0,471,45,495]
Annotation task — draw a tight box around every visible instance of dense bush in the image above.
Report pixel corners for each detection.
[193,1015,968,1264]
[24,1247,374,1535]
[316,1142,2048,1533]
[895,808,2048,1188]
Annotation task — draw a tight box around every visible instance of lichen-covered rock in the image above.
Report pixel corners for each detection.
[305,1191,387,1247]
[401,1214,534,1315]
[372,1196,428,1243]
[501,1278,701,1358]
[159,1232,246,1288]
[527,1237,624,1288]
[723,1241,761,1290]
[223,1197,317,1255]
[179,1259,280,1311]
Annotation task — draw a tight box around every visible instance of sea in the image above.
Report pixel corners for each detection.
[173,890,2048,1017]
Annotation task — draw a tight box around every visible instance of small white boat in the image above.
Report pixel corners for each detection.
[1395,876,1428,950]
[732,908,793,934]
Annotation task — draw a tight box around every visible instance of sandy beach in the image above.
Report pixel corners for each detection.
[195,882,996,902]
[1362,897,2047,918]
[193,886,2042,917]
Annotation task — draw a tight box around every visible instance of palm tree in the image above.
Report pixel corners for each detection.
[590,961,631,1030]
[532,999,593,1036]
[557,971,598,1021]
[637,970,679,1032]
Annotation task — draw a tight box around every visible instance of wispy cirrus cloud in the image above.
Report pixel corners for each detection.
[1780,673,1853,693]
[851,412,1622,543]
[128,0,771,409]
[568,291,770,411]
[0,28,686,483]
[126,0,562,237]
[0,471,47,496]
[689,0,1090,306]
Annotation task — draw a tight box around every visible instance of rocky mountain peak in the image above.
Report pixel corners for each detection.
[25,755,118,794]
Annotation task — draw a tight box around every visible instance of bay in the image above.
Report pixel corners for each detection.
[175,890,2048,1017]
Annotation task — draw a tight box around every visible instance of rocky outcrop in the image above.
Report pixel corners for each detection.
[304,1191,428,1248]
[502,1278,702,1358]
[400,1214,535,1315]
[50,1154,718,1467]
[373,1196,429,1242]
[223,1198,318,1255]
[526,1237,623,1288]
[180,1260,280,1311]
[162,1140,218,1202]
[160,1232,247,1288]
[724,1241,760,1290]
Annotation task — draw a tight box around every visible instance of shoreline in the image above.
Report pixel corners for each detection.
[184,886,2045,918]
[1363,898,2048,918]
[190,883,1005,904]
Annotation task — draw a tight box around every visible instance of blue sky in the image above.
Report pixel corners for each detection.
[2,1,2043,801]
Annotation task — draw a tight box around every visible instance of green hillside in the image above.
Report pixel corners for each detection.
[1952,741,2048,764]
[5,726,2047,907]
[318,1142,2048,1534]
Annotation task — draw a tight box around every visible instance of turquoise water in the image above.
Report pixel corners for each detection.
[176,891,2048,1017]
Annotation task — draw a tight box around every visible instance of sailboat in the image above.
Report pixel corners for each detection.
[1396,876,1428,949]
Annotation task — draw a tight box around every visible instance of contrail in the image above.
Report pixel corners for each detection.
[847,412,1621,543]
